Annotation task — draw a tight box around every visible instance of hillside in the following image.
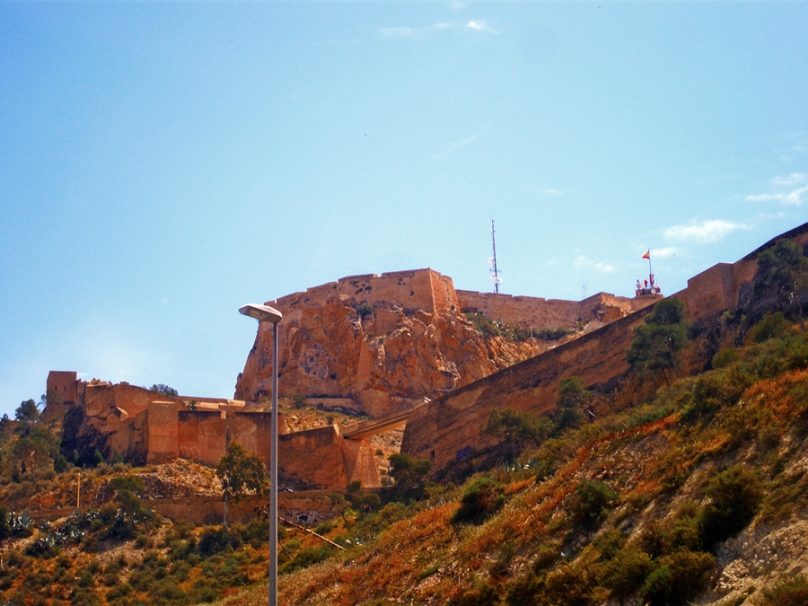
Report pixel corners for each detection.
[273,310,808,605]
[0,232,806,606]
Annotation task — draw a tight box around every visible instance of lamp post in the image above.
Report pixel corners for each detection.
[239,303,282,606]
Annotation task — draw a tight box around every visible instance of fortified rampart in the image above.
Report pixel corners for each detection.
[271,269,460,316]
[402,223,808,475]
[47,377,380,490]
[457,290,650,329]
[235,268,648,417]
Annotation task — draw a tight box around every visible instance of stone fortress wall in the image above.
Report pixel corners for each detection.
[235,267,652,417]
[269,269,460,316]
[401,223,808,475]
[268,267,645,332]
[457,290,651,330]
[46,374,380,490]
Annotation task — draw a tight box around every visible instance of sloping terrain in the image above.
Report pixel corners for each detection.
[271,320,808,606]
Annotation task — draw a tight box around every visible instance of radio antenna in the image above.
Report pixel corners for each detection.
[490,219,501,294]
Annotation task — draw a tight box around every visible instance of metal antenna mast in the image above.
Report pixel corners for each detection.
[490,219,500,294]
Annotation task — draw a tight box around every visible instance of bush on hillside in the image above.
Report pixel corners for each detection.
[641,550,715,606]
[681,368,751,423]
[752,238,808,321]
[699,465,762,549]
[568,479,618,529]
[452,477,505,525]
[751,312,789,343]
[627,298,688,379]
[554,376,589,432]
[760,574,808,606]
[385,453,431,503]
[486,408,553,462]
[448,580,500,606]
[198,527,242,556]
[603,546,654,601]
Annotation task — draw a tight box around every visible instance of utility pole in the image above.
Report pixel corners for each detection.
[490,219,500,294]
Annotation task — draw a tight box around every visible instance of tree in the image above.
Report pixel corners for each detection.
[216,442,268,526]
[627,298,687,381]
[487,409,553,462]
[15,399,40,424]
[149,384,179,397]
[555,376,590,432]
[385,453,431,503]
[754,238,808,324]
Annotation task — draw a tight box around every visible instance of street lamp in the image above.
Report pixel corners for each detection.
[239,303,282,606]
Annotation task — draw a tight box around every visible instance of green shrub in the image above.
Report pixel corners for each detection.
[568,479,618,529]
[542,564,595,606]
[283,545,332,573]
[594,529,624,561]
[554,377,589,432]
[627,298,688,377]
[449,580,500,606]
[712,348,740,369]
[641,550,715,605]
[751,312,789,343]
[487,408,553,462]
[452,477,505,525]
[24,534,59,558]
[355,302,373,319]
[107,474,145,494]
[198,527,243,556]
[384,453,431,503]
[760,574,808,606]
[603,546,653,601]
[506,572,545,606]
[699,466,762,549]
[239,518,269,548]
[681,369,750,423]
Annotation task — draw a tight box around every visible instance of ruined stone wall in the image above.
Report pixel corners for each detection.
[146,402,180,464]
[149,491,338,525]
[174,410,215,464]
[278,425,381,489]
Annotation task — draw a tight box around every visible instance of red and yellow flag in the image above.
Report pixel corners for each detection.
[642,250,651,260]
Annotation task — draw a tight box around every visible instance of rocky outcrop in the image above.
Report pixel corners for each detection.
[235,269,644,418]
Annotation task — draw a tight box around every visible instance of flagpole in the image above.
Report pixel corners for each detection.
[647,248,653,286]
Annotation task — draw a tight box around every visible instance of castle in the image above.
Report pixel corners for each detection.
[43,221,808,491]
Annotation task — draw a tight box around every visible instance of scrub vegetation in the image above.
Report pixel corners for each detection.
[1,238,806,605]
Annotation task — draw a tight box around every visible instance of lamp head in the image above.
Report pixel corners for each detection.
[239,303,283,324]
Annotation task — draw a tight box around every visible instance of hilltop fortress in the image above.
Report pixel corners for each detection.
[234,268,653,417]
[46,269,651,492]
[43,221,808,494]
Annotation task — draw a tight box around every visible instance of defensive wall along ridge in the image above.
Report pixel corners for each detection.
[234,267,649,417]
[46,266,646,495]
[401,223,808,476]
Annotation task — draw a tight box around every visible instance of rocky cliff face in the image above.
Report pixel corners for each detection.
[234,269,642,418]
[235,297,543,418]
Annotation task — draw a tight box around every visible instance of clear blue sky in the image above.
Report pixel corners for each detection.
[1,2,806,417]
